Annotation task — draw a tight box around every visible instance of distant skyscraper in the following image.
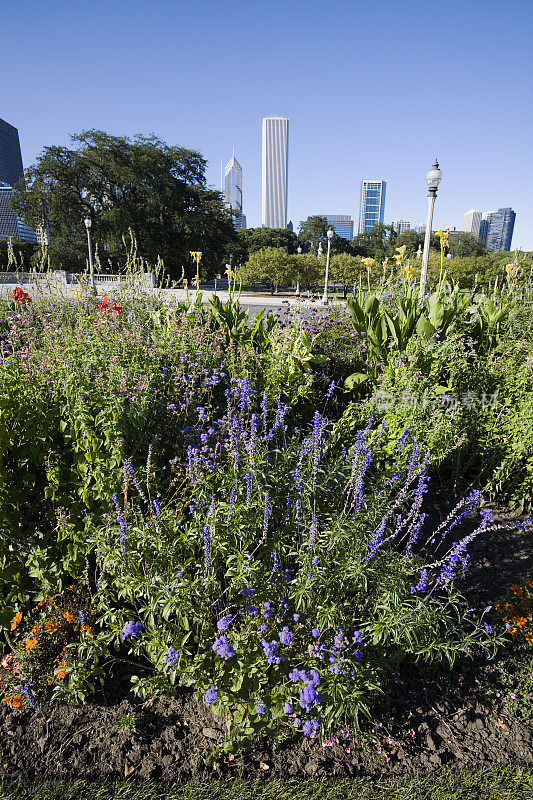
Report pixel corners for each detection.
[324,215,354,241]
[0,117,37,243]
[462,209,482,239]
[480,207,516,252]
[262,116,289,229]
[222,151,246,229]
[358,179,386,234]
[392,219,410,234]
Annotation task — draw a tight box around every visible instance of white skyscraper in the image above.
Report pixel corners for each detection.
[222,152,246,229]
[262,116,289,229]
[462,209,482,239]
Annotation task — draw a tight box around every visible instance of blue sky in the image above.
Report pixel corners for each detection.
[3,0,532,248]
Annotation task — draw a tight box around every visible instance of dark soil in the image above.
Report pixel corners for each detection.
[1,501,532,784]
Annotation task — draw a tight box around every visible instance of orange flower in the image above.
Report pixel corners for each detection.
[64,612,75,623]
[514,616,528,628]
[528,580,533,589]
[25,637,38,651]
[32,624,41,634]
[525,631,533,644]
[520,601,532,614]
[509,626,518,634]
[1,697,9,705]
[44,620,58,633]
[10,612,22,631]
[510,585,524,596]
[11,694,23,708]
[81,624,92,634]
[55,670,67,680]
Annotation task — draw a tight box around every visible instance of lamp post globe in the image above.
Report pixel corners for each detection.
[84,216,97,295]
[321,227,334,305]
[419,159,442,302]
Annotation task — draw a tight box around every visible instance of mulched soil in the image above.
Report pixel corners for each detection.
[1,501,532,784]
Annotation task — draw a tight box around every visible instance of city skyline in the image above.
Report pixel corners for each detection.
[1,0,531,249]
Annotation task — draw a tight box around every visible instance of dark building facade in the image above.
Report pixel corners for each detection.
[0,116,37,242]
[0,117,24,188]
[480,207,516,252]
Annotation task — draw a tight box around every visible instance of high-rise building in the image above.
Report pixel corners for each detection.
[392,219,410,234]
[358,179,386,234]
[479,207,516,252]
[462,209,482,239]
[324,215,354,241]
[222,152,246,229]
[262,116,289,229]
[0,117,37,243]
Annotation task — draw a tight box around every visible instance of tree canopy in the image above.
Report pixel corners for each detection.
[10,130,238,280]
[235,227,298,265]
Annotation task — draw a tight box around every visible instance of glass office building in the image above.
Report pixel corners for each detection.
[223,153,246,230]
[262,116,289,229]
[480,207,516,252]
[324,215,354,241]
[0,117,37,243]
[358,179,386,234]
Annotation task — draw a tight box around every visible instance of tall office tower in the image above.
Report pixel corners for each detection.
[462,209,482,238]
[223,152,246,229]
[481,207,516,252]
[325,215,354,241]
[0,117,24,188]
[358,179,386,234]
[0,117,37,242]
[392,219,410,234]
[262,116,289,229]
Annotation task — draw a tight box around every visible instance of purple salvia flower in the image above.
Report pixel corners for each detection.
[405,512,428,556]
[204,687,217,702]
[365,516,387,561]
[246,472,252,508]
[201,525,212,577]
[261,491,271,544]
[152,498,162,518]
[239,376,252,410]
[410,569,429,594]
[163,646,180,667]
[227,485,237,524]
[121,621,143,641]
[309,514,318,549]
[261,391,268,429]
[124,460,148,503]
[22,682,36,708]
[325,380,336,402]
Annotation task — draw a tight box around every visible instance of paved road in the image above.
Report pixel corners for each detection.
[1,281,345,317]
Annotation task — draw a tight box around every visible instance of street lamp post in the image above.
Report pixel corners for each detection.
[419,159,442,302]
[296,245,302,296]
[321,227,334,305]
[84,216,97,295]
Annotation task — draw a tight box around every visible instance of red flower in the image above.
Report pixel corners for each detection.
[12,287,31,304]
[95,298,121,315]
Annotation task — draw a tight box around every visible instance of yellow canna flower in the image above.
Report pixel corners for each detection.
[395,245,407,256]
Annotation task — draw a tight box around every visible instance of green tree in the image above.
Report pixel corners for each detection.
[448,232,487,258]
[11,129,238,280]
[352,223,396,261]
[238,247,294,292]
[391,229,424,258]
[330,253,363,298]
[291,253,323,292]
[0,238,37,271]
[298,216,329,252]
[236,227,298,265]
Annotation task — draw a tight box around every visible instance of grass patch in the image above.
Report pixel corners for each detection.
[3,769,533,800]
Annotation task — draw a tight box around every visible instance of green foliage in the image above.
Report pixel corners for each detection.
[236,228,298,264]
[10,129,238,279]
[0,238,37,270]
